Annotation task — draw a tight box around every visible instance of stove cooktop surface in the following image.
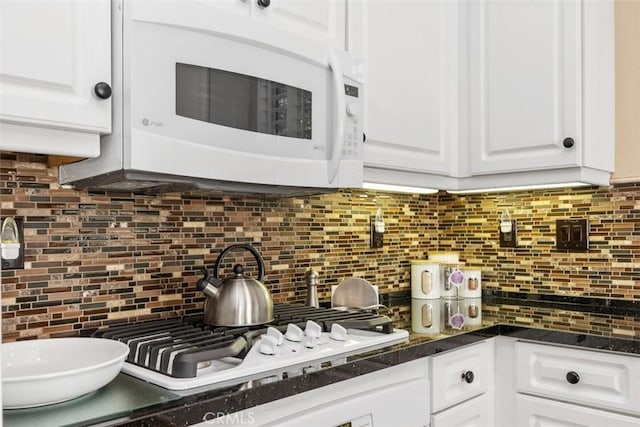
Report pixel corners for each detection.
[94,304,409,391]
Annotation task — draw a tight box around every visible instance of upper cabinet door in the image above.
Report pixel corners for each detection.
[252,0,346,49]
[0,0,111,134]
[465,0,580,175]
[354,0,458,177]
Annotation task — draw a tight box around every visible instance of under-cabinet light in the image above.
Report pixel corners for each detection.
[446,182,591,194]
[362,182,439,194]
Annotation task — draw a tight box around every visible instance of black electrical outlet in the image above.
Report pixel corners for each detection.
[556,218,589,251]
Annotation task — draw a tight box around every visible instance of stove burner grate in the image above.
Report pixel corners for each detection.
[93,304,394,378]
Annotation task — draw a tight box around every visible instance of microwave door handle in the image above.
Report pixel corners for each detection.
[327,48,346,184]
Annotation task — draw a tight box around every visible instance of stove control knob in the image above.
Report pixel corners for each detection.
[266,326,283,345]
[259,334,279,355]
[303,336,317,349]
[305,320,322,339]
[330,323,348,341]
[285,324,304,342]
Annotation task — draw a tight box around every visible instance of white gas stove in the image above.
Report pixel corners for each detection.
[94,304,409,391]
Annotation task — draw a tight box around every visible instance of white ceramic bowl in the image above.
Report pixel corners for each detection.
[2,337,129,409]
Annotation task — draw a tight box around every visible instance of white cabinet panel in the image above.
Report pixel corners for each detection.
[430,340,493,413]
[0,0,111,135]
[516,341,640,416]
[196,358,430,427]
[350,0,613,191]
[431,393,493,427]
[459,0,614,186]
[253,0,346,49]
[516,394,640,427]
[466,0,580,174]
[355,0,457,177]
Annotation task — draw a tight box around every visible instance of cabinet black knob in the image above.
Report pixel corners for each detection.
[562,137,575,148]
[363,133,367,143]
[566,371,580,384]
[94,82,112,100]
[256,0,270,7]
[462,371,475,384]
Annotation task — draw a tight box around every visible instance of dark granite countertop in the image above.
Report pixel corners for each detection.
[4,293,639,427]
[4,321,637,427]
[105,323,640,427]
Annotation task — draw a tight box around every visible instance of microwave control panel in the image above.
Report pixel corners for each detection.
[343,82,363,160]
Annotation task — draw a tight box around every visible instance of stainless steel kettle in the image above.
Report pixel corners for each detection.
[196,244,274,326]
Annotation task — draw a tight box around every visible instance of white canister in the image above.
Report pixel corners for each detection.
[462,269,482,298]
[441,263,465,299]
[410,261,441,299]
[464,297,482,326]
[411,298,442,335]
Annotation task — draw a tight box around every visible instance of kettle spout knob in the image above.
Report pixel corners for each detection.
[233,264,244,276]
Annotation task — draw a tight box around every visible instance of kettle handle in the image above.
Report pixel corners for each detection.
[213,244,265,282]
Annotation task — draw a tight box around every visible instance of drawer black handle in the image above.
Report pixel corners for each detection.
[462,370,474,384]
[566,371,580,384]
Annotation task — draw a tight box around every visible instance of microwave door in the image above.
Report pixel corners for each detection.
[175,64,313,142]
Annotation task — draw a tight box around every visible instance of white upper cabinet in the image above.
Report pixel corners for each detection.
[465,0,580,174]
[0,0,111,157]
[458,0,614,187]
[350,0,458,186]
[349,0,614,191]
[251,0,346,50]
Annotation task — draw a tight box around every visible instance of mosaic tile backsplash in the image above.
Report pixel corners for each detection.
[438,185,640,300]
[1,153,639,340]
[1,154,439,340]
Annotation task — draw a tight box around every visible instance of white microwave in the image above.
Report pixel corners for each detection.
[59,0,364,195]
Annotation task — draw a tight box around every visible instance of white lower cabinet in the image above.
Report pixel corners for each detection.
[429,340,494,413]
[516,341,640,416]
[431,393,493,427]
[512,341,640,426]
[516,394,640,427]
[191,338,640,427]
[196,358,430,427]
[429,340,495,426]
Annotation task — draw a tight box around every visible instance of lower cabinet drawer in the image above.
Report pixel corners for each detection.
[516,394,640,427]
[516,341,640,416]
[431,393,493,427]
[429,340,492,412]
